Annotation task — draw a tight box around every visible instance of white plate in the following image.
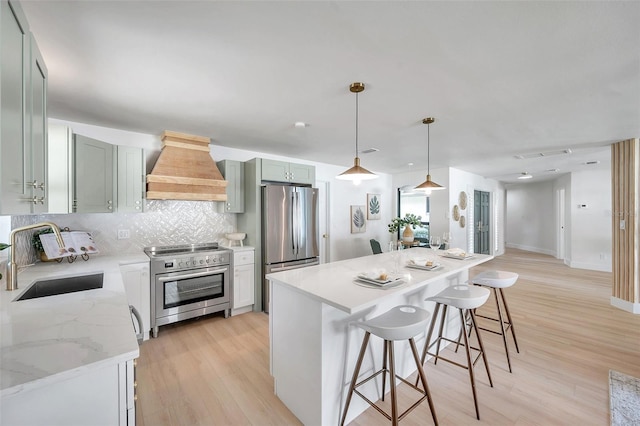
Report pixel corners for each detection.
[406,263,442,271]
[442,253,475,260]
[354,279,405,289]
[357,272,392,284]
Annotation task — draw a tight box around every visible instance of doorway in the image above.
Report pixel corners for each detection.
[474,190,490,254]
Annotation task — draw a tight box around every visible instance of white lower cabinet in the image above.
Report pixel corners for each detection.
[120,262,151,341]
[232,247,255,315]
[0,358,136,426]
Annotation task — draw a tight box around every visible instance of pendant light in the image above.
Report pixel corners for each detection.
[336,82,378,185]
[415,117,445,193]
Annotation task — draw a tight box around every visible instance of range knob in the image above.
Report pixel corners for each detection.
[178,262,184,267]
[199,259,204,265]
[206,258,211,263]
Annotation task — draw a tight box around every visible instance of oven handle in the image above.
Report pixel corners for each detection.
[158,268,228,282]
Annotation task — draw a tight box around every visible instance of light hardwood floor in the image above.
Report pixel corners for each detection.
[137,249,640,425]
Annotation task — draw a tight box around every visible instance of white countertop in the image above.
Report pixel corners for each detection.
[266,248,493,314]
[0,253,149,398]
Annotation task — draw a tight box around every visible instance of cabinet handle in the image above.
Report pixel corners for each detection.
[31,196,45,205]
[27,181,45,190]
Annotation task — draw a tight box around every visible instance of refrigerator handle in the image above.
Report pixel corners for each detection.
[291,191,297,253]
[294,191,300,255]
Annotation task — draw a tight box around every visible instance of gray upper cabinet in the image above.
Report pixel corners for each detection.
[217,159,244,213]
[74,134,115,213]
[49,126,144,214]
[1,0,31,214]
[116,145,144,212]
[29,36,48,213]
[261,159,315,185]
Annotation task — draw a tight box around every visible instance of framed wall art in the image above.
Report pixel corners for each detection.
[351,205,366,233]
[367,193,381,220]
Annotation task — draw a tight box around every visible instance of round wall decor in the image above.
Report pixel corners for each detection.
[459,215,466,228]
[459,191,468,210]
[452,205,460,221]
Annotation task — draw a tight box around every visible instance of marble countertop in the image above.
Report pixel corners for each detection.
[266,248,493,314]
[0,253,149,398]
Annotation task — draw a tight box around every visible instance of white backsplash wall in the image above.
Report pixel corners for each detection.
[11,200,236,266]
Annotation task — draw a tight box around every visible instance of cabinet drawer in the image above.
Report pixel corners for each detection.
[234,251,255,266]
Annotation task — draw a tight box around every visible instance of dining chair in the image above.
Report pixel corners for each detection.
[370,239,382,254]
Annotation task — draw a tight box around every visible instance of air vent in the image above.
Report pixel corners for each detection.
[360,148,379,154]
[514,148,572,160]
[585,160,600,165]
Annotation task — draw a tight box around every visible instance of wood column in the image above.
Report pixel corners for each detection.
[611,138,640,313]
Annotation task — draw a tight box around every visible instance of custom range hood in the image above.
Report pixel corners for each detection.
[146,130,227,201]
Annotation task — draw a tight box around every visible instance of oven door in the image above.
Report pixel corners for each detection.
[155,266,230,320]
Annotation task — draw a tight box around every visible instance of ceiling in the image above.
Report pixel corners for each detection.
[20,1,640,184]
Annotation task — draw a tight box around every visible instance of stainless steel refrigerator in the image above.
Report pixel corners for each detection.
[262,184,319,312]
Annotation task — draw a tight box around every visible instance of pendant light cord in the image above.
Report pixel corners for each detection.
[427,122,430,175]
[355,91,359,158]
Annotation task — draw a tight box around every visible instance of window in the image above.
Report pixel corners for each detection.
[397,187,430,241]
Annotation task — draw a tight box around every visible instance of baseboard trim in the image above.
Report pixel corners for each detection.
[569,260,612,273]
[611,297,640,314]
[505,243,555,257]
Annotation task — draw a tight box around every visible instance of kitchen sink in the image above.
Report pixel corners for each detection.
[16,272,104,301]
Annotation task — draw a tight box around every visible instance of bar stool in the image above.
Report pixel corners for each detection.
[419,285,493,420]
[471,270,520,373]
[340,305,438,426]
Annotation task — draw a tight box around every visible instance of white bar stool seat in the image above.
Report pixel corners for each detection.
[340,305,438,426]
[471,270,520,373]
[419,285,493,421]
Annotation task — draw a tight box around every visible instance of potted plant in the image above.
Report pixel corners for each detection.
[388,213,423,243]
[0,243,9,280]
[32,228,56,262]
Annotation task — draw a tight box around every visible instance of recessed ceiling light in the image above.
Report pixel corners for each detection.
[360,147,379,154]
[408,162,414,166]
[517,172,533,180]
[294,122,307,128]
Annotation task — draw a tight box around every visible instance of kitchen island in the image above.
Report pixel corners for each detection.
[0,254,147,425]
[266,248,493,425]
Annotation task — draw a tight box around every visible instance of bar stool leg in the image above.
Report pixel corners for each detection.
[499,288,520,353]
[459,309,481,420]
[432,305,449,366]
[492,288,512,373]
[387,340,398,425]
[382,340,388,401]
[420,303,441,367]
[469,309,493,387]
[409,338,439,426]
[340,332,371,426]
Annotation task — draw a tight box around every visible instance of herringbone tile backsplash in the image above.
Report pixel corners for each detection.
[11,200,236,266]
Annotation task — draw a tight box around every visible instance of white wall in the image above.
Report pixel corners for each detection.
[569,168,612,272]
[505,167,612,272]
[506,180,556,256]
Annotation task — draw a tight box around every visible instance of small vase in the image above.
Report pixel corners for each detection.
[402,225,414,243]
[39,251,55,262]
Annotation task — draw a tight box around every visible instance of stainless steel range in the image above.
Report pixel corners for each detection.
[144,242,231,337]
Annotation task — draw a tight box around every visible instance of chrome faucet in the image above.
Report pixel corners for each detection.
[6,222,65,291]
